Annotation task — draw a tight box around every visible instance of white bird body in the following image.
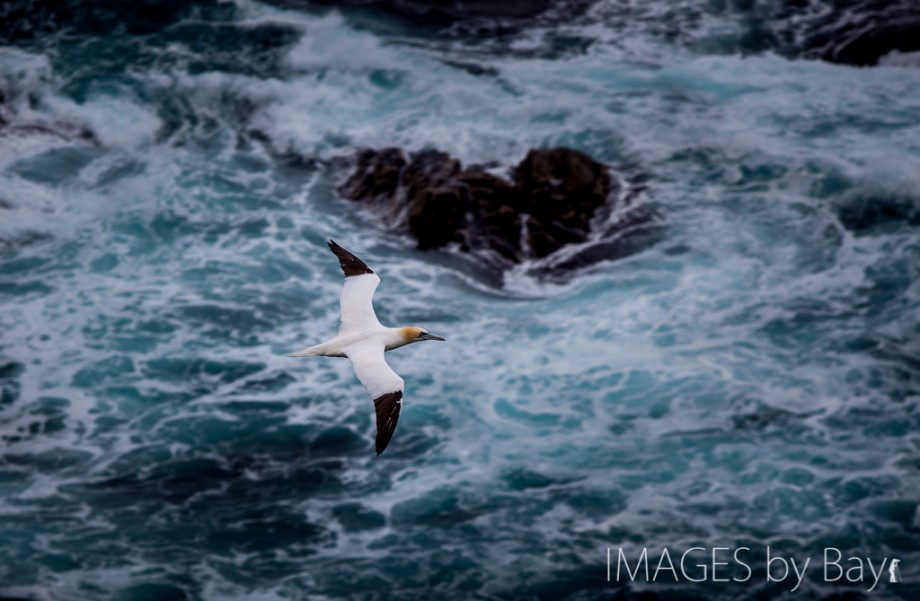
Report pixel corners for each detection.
[288,241,445,454]
[288,327,412,358]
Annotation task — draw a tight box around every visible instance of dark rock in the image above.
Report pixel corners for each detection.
[0,0,227,43]
[458,168,520,260]
[820,20,920,66]
[269,0,564,27]
[515,147,614,258]
[732,0,920,67]
[337,147,468,249]
[797,1,920,67]
[338,145,657,273]
[338,147,406,221]
[515,148,611,218]
[403,149,461,196]
[837,194,920,233]
[401,149,467,249]
[407,184,468,250]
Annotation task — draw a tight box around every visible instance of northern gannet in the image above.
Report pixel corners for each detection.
[288,240,445,455]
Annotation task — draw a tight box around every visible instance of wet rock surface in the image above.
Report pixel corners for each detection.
[750,0,920,67]
[268,0,576,28]
[282,0,920,68]
[513,147,612,258]
[338,146,659,270]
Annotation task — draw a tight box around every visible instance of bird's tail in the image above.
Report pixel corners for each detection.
[287,346,320,357]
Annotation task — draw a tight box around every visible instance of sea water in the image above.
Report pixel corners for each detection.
[1,1,918,599]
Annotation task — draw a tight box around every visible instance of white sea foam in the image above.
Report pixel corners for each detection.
[878,49,920,68]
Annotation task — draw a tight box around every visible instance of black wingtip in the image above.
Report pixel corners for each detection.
[327,240,374,277]
[373,390,402,455]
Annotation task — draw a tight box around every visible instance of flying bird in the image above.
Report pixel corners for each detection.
[288,240,445,455]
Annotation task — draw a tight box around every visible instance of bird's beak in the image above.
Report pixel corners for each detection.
[420,332,446,341]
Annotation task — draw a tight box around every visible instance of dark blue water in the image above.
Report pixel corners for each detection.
[1,1,919,599]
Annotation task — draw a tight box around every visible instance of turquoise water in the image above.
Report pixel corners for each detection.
[1,2,919,600]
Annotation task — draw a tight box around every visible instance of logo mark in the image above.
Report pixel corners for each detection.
[889,559,901,584]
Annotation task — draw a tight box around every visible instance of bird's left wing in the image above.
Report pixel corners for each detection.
[344,340,405,455]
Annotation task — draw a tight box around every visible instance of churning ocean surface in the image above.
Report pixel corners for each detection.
[1,1,919,599]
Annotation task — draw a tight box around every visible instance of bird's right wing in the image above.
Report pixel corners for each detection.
[344,341,405,455]
[328,240,382,334]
